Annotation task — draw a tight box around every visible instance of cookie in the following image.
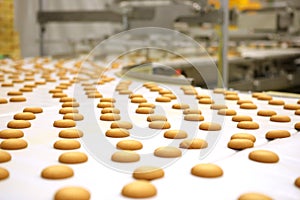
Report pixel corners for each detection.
[210,104,228,110]
[129,94,143,99]
[237,99,253,105]
[295,122,300,131]
[231,133,256,142]
[1,82,14,87]
[111,121,133,129]
[257,110,277,117]
[217,109,237,116]
[162,93,177,100]
[265,130,291,139]
[149,121,171,129]
[54,186,91,200]
[7,120,31,129]
[179,139,208,149]
[63,113,84,121]
[225,95,239,100]
[199,122,221,131]
[270,115,291,122]
[147,115,167,122]
[14,112,36,120]
[172,103,190,109]
[101,108,120,114]
[19,87,33,92]
[119,89,132,95]
[154,146,182,158]
[0,98,8,104]
[53,120,76,128]
[87,92,103,98]
[116,140,143,150]
[213,88,225,94]
[59,97,76,103]
[121,180,157,198]
[284,104,300,110]
[62,102,80,108]
[59,152,88,164]
[0,167,9,180]
[269,99,285,106]
[131,97,147,103]
[155,96,171,102]
[59,129,83,138]
[295,177,300,188]
[238,193,272,200]
[23,107,43,113]
[9,96,26,102]
[7,91,22,96]
[240,103,257,109]
[191,163,223,178]
[164,130,187,139]
[224,91,238,96]
[248,150,279,163]
[227,139,254,150]
[105,128,130,138]
[41,165,74,179]
[59,107,79,114]
[232,115,253,122]
[196,94,211,99]
[138,103,156,108]
[111,150,140,162]
[136,107,154,114]
[199,98,214,104]
[295,109,300,115]
[54,140,81,150]
[100,113,121,121]
[184,114,204,121]
[97,102,114,108]
[100,97,116,103]
[133,166,164,180]
[183,109,202,115]
[52,93,67,98]
[0,139,28,150]
[0,129,24,139]
[0,151,12,163]
[237,121,259,129]
[159,90,172,95]
[49,89,63,94]
[150,86,162,92]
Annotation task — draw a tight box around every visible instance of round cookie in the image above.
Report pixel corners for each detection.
[172,103,190,109]
[0,98,8,104]
[23,107,43,114]
[111,121,133,129]
[284,104,300,110]
[232,115,253,122]
[237,121,259,129]
[179,139,208,149]
[0,129,24,139]
[257,110,277,117]
[295,122,300,131]
[149,121,171,129]
[248,150,279,163]
[163,93,177,100]
[53,120,76,128]
[97,102,114,108]
[217,109,237,116]
[224,91,238,96]
[54,140,81,150]
[265,130,291,140]
[184,114,204,121]
[154,146,182,158]
[225,94,239,100]
[59,107,79,114]
[238,193,272,200]
[227,139,254,150]
[199,122,222,131]
[231,133,256,142]
[213,88,225,94]
[131,97,147,103]
[155,96,171,102]
[133,166,164,180]
[62,102,80,108]
[199,98,214,104]
[136,107,154,114]
[0,167,9,180]
[295,177,300,188]
[0,139,28,150]
[54,186,91,200]
[116,140,143,150]
[59,129,83,138]
[269,99,285,106]
[100,97,116,103]
[7,91,22,96]
[183,109,202,115]
[9,96,26,102]
[59,152,88,164]
[14,112,36,120]
[196,94,210,99]
[164,130,188,139]
[100,113,121,121]
[159,90,172,95]
[270,115,291,122]
[191,163,223,178]
[129,94,143,99]
[105,128,130,138]
[119,89,132,95]
[111,151,140,162]
[41,165,74,179]
[7,120,31,129]
[295,109,300,115]
[121,180,157,198]
[52,93,67,98]
[101,108,120,114]
[147,115,167,122]
[138,103,155,108]
[210,104,228,110]
[63,113,84,121]
[0,151,11,163]
[237,99,253,105]
[240,103,257,109]
[60,97,76,103]
[257,94,273,101]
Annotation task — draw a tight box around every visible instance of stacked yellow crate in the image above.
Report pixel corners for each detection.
[0,0,21,59]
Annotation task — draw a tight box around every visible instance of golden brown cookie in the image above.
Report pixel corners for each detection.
[138,103,156,108]
[54,186,91,200]
[0,138,28,150]
[227,139,254,150]
[101,108,120,114]
[232,115,253,122]
[129,94,143,99]
[240,103,257,109]
[270,115,291,122]
[23,107,43,113]
[269,99,285,106]
[100,97,116,103]
[121,180,157,198]
[172,103,190,109]
[7,120,31,129]
[210,104,228,110]
[162,93,177,99]
[105,128,130,138]
[179,139,208,149]
[238,193,272,200]
[59,107,79,114]
[9,96,26,102]
[58,152,88,164]
[13,112,36,120]
[213,88,226,94]
[225,95,239,100]
[164,130,188,139]
[155,96,171,102]
[295,177,300,188]
[295,109,300,115]
[41,165,74,179]
[111,151,140,162]
[0,167,9,180]
[100,113,121,121]
[149,121,171,129]
[231,133,256,142]
[199,98,215,104]
[136,107,154,114]
[237,121,259,129]
[0,129,24,139]
[284,104,300,110]
[154,146,182,158]
[0,150,12,163]
[62,102,80,108]
[248,150,279,163]
[97,102,114,108]
[184,114,204,121]
[131,97,147,103]
[196,94,211,99]
[191,163,223,178]
[147,115,167,122]
[53,140,81,150]
[53,120,76,128]
[257,110,277,117]
[63,113,84,121]
[265,130,291,140]
[183,109,202,115]
[111,121,133,129]
[116,140,143,150]
[133,166,164,180]
[295,122,300,131]
[59,97,76,103]
[119,89,132,95]
[217,109,237,116]
[257,94,273,101]
[199,122,222,131]
[0,98,8,104]
[7,91,22,96]
[237,99,253,105]
[52,93,67,98]
[59,129,83,138]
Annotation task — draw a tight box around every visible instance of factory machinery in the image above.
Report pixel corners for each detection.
[37,0,300,92]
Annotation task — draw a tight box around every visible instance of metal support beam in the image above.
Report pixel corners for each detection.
[221,0,229,88]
